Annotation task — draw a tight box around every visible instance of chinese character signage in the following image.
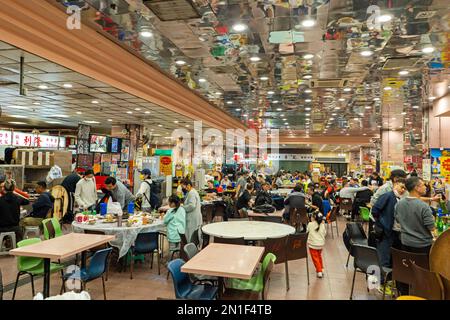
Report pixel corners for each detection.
[160,156,172,176]
[0,130,65,149]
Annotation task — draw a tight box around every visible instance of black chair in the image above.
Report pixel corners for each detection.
[340,198,353,216]
[130,232,160,279]
[251,215,283,223]
[190,227,201,248]
[343,222,368,268]
[263,236,290,290]
[349,243,391,300]
[326,206,339,238]
[212,202,226,222]
[201,204,214,224]
[214,237,246,245]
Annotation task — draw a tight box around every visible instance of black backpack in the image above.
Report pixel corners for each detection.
[253,204,276,214]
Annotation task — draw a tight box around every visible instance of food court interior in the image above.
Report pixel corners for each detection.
[0,0,449,301]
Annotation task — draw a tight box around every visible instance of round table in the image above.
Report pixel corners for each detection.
[201,221,296,241]
[72,219,165,258]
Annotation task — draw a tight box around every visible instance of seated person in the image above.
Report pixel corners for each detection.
[307,185,323,214]
[236,183,254,217]
[283,184,306,221]
[163,194,186,252]
[352,180,373,220]
[0,179,29,241]
[220,175,232,187]
[20,181,54,228]
[204,180,217,196]
[254,182,273,207]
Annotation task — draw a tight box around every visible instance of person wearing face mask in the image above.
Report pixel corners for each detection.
[180,178,202,242]
[74,169,97,211]
[135,169,152,213]
[372,178,407,268]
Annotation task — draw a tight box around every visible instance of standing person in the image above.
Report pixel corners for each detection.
[395,177,436,255]
[20,181,54,228]
[351,180,373,220]
[135,169,152,213]
[372,179,406,267]
[235,171,248,199]
[180,178,202,242]
[370,170,407,206]
[74,169,97,211]
[0,180,29,241]
[163,195,186,252]
[104,177,136,211]
[369,172,384,187]
[60,169,82,218]
[307,211,327,278]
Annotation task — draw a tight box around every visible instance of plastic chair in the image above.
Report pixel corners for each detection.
[130,232,160,279]
[0,232,17,256]
[166,233,188,280]
[201,204,214,224]
[225,253,276,299]
[359,207,371,233]
[411,263,444,300]
[62,247,112,300]
[23,226,40,239]
[183,243,217,285]
[349,243,392,300]
[343,222,368,268]
[83,230,112,281]
[12,238,64,300]
[167,259,218,300]
[391,248,429,297]
[322,200,331,217]
[263,236,290,290]
[286,232,310,285]
[340,198,353,215]
[42,218,63,240]
[326,206,339,239]
[190,228,201,248]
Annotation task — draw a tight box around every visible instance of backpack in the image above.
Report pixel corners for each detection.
[253,204,276,214]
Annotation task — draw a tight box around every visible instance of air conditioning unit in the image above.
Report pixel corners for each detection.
[309,79,348,88]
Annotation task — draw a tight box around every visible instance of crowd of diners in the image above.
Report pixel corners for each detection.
[0,167,447,284]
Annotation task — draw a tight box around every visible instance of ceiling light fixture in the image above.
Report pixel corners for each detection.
[338,98,345,101]
[76,112,82,115]
[232,23,247,32]
[235,108,241,111]
[305,99,312,103]
[343,87,352,92]
[226,101,233,104]
[301,19,316,27]
[303,75,312,79]
[360,50,373,57]
[422,46,435,54]
[398,70,409,76]
[413,105,419,109]
[91,100,99,104]
[304,89,312,93]
[63,83,73,88]
[260,76,269,80]
[145,111,150,114]
[38,85,48,89]
[9,121,27,125]
[198,78,207,83]
[276,108,282,111]
[107,119,113,122]
[175,60,186,65]
[384,86,392,91]
[126,111,133,114]
[84,120,100,124]
[267,91,275,95]
[250,56,261,62]
[303,54,314,60]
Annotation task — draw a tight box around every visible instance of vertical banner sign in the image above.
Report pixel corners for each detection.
[440,157,450,182]
[160,156,172,176]
[422,159,431,181]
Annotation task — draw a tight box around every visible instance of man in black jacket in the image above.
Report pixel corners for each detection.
[20,181,54,229]
[0,180,29,241]
[254,182,273,207]
[61,169,82,220]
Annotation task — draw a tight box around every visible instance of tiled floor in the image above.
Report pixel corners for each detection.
[0,218,386,300]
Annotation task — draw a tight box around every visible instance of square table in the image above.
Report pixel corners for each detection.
[181,243,265,297]
[9,233,115,298]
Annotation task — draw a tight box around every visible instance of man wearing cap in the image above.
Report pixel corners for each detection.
[136,169,152,212]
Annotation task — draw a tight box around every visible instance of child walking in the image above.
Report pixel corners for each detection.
[307,211,327,278]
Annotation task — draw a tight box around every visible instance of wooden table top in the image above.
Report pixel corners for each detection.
[9,233,115,260]
[181,243,264,279]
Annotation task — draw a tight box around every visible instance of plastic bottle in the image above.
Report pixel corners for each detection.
[436,208,444,233]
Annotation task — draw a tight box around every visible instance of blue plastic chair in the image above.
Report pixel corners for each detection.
[167,259,218,300]
[323,200,331,217]
[130,232,160,278]
[62,247,112,300]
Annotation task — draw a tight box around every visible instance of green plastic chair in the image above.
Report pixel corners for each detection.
[227,253,277,292]
[12,238,64,300]
[42,218,63,240]
[359,207,371,222]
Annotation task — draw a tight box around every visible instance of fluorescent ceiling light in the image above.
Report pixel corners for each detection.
[232,23,247,32]
[91,100,99,104]
[398,70,409,76]
[9,121,27,125]
[383,86,392,91]
[145,111,150,114]
[301,19,315,27]
[38,85,48,89]
[10,115,27,118]
[175,60,186,65]
[135,108,141,111]
[422,46,434,53]
[84,120,100,124]
[8,105,29,109]
[140,31,153,38]
[360,50,373,57]
[305,89,312,93]
[107,119,113,122]
[126,111,133,114]
[260,76,269,81]
[305,99,312,103]
[63,83,73,88]
[198,78,207,83]
[235,108,241,111]
[303,75,312,79]
[250,56,261,62]
[76,112,82,115]
[343,88,352,92]
[267,91,275,95]
[303,54,314,60]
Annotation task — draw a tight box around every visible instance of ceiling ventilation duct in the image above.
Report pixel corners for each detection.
[143,0,201,21]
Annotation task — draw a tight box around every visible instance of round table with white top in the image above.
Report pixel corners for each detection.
[72,218,165,258]
[201,221,296,241]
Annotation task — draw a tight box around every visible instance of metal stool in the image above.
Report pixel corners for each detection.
[0,232,17,256]
[23,226,41,239]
